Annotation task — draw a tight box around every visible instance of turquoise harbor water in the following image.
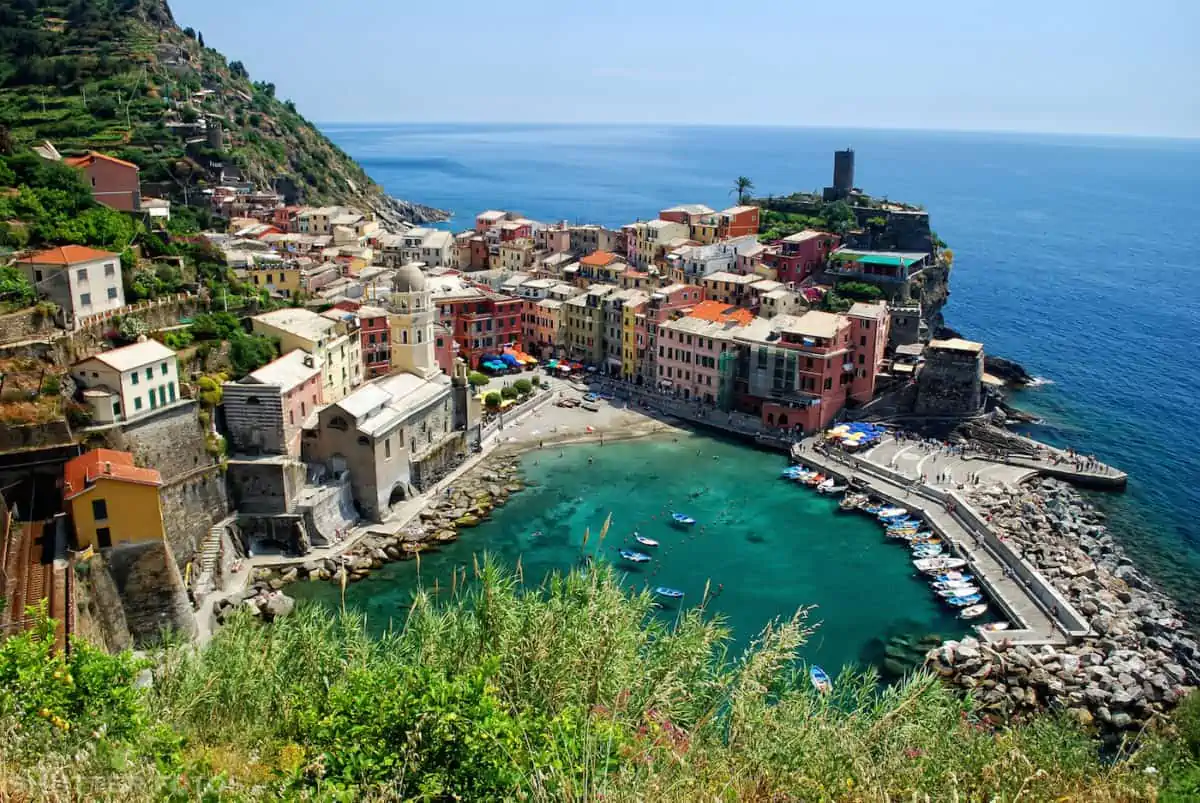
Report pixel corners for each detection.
[291,433,967,674]
[319,123,1200,621]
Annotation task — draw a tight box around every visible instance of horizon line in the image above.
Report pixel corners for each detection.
[312,120,1200,143]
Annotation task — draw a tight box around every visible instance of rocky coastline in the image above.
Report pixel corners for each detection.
[212,454,525,627]
[929,478,1199,737]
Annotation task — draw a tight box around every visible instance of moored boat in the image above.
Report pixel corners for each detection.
[914,557,968,573]
[877,507,908,520]
[653,586,684,599]
[618,549,652,563]
[817,479,848,494]
[946,593,983,607]
[935,584,979,598]
[802,473,825,487]
[809,665,833,693]
[935,571,973,584]
[634,533,659,548]
[975,620,1009,632]
[960,604,989,620]
[671,513,696,526]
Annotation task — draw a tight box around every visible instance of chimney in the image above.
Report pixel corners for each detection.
[103,462,112,475]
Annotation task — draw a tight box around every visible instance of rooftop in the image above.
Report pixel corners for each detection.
[781,230,826,244]
[721,205,758,216]
[579,250,619,267]
[661,313,751,339]
[334,372,451,437]
[832,249,927,268]
[847,301,889,319]
[477,210,507,221]
[685,300,755,325]
[19,245,117,266]
[253,308,337,342]
[776,310,844,340]
[929,337,984,354]
[78,339,175,373]
[63,151,139,170]
[662,204,715,216]
[244,349,320,392]
[703,271,759,285]
[64,449,161,500]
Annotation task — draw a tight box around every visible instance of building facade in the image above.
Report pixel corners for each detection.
[252,308,362,403]
[17,245,125,329]
[222,349,323,456]
[72,340,179,424]
[63,449,164,551]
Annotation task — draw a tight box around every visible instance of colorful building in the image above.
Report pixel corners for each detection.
[719,205,760,238]
[563,284,617,365]
[332,302,391,379]
[64,151,141,212]
[17,245,125,329]
[427,274,523,369]
[63,449,164,551]
[222,349,323,456]
[763,231,838,284]
[577,250,627,284]
[701,271,761,308]
[664,236,759,284]
[252,308,362,403]
[498,238,536,272]
[655,301,754,405]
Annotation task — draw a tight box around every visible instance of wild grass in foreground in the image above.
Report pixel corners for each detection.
[2,558,1199,801]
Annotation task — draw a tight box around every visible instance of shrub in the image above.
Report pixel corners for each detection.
[468,371,489,388]
[483,391,501,409]
[512,378,533,395]
[39,374,61,396]
[836,281,884,302]
[500,385,518,400]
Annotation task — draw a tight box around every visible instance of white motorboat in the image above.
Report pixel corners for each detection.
[817,479,849,494]
[960,604,989,620]
[936,585,980,598]
[914,557,968,573]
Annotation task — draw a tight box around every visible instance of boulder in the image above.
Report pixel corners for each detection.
[262,593,296,620]
[280,567,299,585]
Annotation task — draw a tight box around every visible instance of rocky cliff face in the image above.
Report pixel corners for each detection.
[915,258,952,332]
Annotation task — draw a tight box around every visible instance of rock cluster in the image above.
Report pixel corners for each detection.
[255,456,525,589]
[928,478,1198,735]
[212,586,296,625]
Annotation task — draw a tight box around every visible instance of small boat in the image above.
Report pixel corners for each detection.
[839,493,868,511]
[877,507,908,520]
[863,504,884,515]
[932,580,976,593]
[946,594,983,607]
[618,549,652,563]
[817,479,848,494]
[802,473,825,487]
[634,534,659,548]
[960,604,989,620]
[909,536,942,547]
[671,513,696,527]
[936,585,979,598]
[914,557,967,573]
[653,586,684,599]
[976,620,1009,632]
[809,665,833,694]
[935,571,973,584]
[912,547,945,560]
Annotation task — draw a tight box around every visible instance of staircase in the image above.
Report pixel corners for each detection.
[192,516,235,601]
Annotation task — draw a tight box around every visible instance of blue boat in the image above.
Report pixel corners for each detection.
[634,533,659,548]
[618,549,652,563]
[863,504,883,514]
[653,586,684,599]
[946,593,983,607]
[935,572,974,584]
[809,665,833,693]
[671,513,696,526]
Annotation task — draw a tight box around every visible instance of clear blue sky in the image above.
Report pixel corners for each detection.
[171,0,1199,138]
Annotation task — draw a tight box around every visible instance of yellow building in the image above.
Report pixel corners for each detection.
[621,301,643,380]
[245,264,304,298]
[498,238,535,272]
[63,449,164,550]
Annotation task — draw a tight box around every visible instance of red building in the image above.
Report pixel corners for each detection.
[762,230,839,284]
[334,301,392,378]
[432,278,524,369]
[64,151,140,212]
[273,206,302,232]
[719,205,760,238]
[434,322,457,375]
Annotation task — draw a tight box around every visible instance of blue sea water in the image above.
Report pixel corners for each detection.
[319,123,1200,616]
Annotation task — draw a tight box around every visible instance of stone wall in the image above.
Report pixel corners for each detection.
[0,420,75,453]
[104,540,196,645]
[226,458,306,515]
[159,468,229,567]
[915,348,983,417]
[73,552,134,653]
[0,307,60,346]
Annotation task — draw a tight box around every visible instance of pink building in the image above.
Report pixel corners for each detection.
[763,230,839,284]
[475,210,507,234]
[735,304,890,433]
[434,322,457,375]
[221,350,323,456]
[537,225,571,253]
[64,151,140,212]
[654,300,753,404]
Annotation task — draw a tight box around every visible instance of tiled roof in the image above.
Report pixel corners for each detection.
[77,339,175,372]
[64,449,162,500]
[579,250,618,267]
[19,245,118,265]
[684,300,755,325]
[63,151,140,170]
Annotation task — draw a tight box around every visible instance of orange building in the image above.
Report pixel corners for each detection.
[62,449,165,551]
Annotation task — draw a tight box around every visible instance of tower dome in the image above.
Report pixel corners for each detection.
[392,262,426,293]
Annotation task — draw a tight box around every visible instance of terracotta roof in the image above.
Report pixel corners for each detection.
[63,151,140,170]
[19,245,119,265]
[579,250,618,267]
[63,449,162,500]
[685,299,755,325]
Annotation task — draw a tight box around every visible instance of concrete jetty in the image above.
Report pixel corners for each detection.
[793,441,1091,646]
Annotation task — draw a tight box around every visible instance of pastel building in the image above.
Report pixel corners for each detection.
[63,449,165,551]
[17,245,125,329]
[655,300,754,405]
[664,236,759,284]
[72,339,179,424]
[719,205,760,238]
[762,230,838,284]
[252,308,362,403]
[701,271,761,308]
[331,302,391,379]
[563,284,617,364]
[222,349,323,456]
[64,151,141,212]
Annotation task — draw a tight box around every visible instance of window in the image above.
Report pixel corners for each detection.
[161,362,169,375]
[92,499,109,521]
[824,377,833,391]
[134,396,142,410]
[149,390,157,409]
[145,367,153,380]
[159,386,167,406]
[112,402,121,417]
[80,292,92,307]
[131,371,139,386]
[384,438,392,459]
[289,410,295,425]
[95,527,112,548]
[860,335,867,346]
[77,269,88,282]
[104,263,115,277]
[107,287,118,300]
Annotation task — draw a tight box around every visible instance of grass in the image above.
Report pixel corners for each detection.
[0,558,1194,801]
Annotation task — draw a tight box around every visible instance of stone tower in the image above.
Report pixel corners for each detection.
[388,263,438,379]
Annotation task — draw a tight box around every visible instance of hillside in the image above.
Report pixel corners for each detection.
[0,0,446,225]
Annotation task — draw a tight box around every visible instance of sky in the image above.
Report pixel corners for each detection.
[171,0,1199,138]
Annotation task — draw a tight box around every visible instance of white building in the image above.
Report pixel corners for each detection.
[252,308,362,403]
[72,340,179,424]
[17,246,125,329]
[665,236,760,283]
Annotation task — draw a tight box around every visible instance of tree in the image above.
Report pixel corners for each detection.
[513,378,533,396]
[468,371,489,389]
[500,385,518,401]
[197,31,205,48]
[483,391,501,409]
[836,281,884,302]
[229,60,248,79]
[0,266,34,308]
[732,176,755,204]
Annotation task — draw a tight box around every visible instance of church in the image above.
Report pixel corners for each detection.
[302,264,477,520]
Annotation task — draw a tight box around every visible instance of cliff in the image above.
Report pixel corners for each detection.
[0,0,447,224]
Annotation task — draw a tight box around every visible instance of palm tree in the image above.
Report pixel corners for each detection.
[732,176,754,204]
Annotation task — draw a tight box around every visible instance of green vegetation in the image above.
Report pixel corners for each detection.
[834,281,885,302]
[467,370,490,388]
[512,377,533,395]
[732,175,754,205]
[500,384,518,401]
[483,390,501,409]
[188,311,277,377]
[0,264,34,310]
[1,563,1196,800]
[0,0,396,215]
[758,203,855,243]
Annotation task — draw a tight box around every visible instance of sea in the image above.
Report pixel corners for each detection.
[307,123,1200,657]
